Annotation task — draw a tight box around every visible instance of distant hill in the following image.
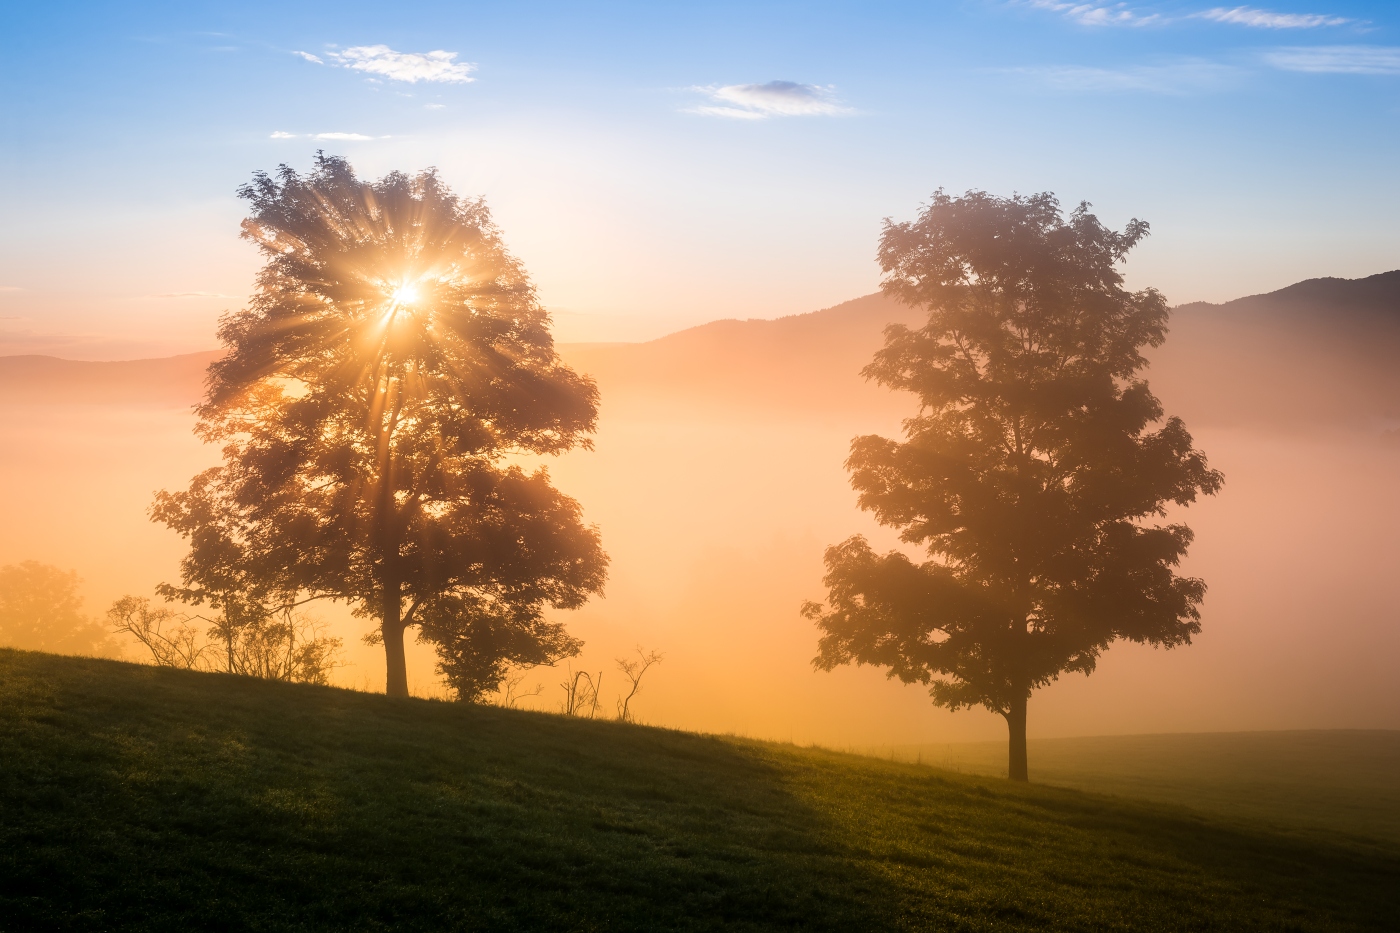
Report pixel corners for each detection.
[2,649,1395,931]
[559,292,920,417]
[0,350,217,407]
[1174,270,1400,323]
[3,274,1398,425]
[559,271,1400,426]
[1153,270,1400,427]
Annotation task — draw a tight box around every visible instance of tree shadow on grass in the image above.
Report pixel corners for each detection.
[2,650,1397,932]
[0,651,899,932]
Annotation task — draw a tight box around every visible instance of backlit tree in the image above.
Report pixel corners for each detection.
[154,153,606,699]
[803,191,1222,780]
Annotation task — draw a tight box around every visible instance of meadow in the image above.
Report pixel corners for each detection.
[3,648,1396,932]
[864,731,1400,846]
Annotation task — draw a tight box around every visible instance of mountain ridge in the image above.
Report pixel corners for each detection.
[1172,269,1400,320]
[4,273,1398,421]
[5,271,1397,370]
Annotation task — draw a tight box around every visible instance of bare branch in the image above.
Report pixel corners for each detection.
[615,647,663,724]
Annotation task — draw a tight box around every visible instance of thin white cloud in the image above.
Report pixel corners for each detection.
[689,105,769,120]
[326,45,476,84]
[1197,6,1350,28]
[424,103,447,110]
[1012,60,1239,93]
[687,81,850,119]
[1265,45,1400,73]
[269,132,384,141]
[0,286,23,292]
[293,50,323,64]
[1027,1,1160,27]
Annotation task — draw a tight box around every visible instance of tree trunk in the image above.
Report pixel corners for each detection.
[375,383,408,698]
[1005,694,1029,782]
[382,581,408,698]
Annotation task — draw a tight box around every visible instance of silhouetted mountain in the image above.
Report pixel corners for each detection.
[3,273,1398,426]
[1152,271,1400,428]
[1174,270,1400,324]
[0,351,218,407]
[558,292,920,416]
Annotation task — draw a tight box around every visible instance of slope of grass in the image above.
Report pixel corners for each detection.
[865,731,1400,845]
[2,649,1397,932]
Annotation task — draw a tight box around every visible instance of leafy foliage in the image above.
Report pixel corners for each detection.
[152,154,606,697]
[413,594,580,702]
[805,191,1222,777]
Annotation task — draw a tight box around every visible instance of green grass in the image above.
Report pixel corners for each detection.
[862,732,1400,845]
[2,650,1397,932]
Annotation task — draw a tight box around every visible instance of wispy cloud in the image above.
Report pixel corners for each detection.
[1027,1,1160,27]
[1011,60,1239,93]
[153,292,237,299]
[1264,45,1400,73]
[325,45,476,83]
[292,50,323,64]
[269,131,384,141]
[687,81,851,119]
[1196,6,1351,28]
[0,286,23,292]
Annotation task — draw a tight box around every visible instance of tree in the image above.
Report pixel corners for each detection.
[615,647,663,723]
[802,191,1223,781]
[559,666,603,718]
[412,594,580,702]
[153,153,607,698]
[495,672,546,709]
[109,594,343,683]
[0,562,115,657]
[202,602,344,685]
[107,596,208,669]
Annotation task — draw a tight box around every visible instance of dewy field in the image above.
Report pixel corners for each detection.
[3,650,1397,932]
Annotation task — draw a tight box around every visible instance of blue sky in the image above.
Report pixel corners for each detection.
[2,1,1397,355]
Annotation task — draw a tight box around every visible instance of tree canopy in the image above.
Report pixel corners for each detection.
[0,561,114,657]
[154,153,606,699]
[803,190,1222,780]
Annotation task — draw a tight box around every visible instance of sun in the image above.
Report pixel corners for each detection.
[374,278,429,331]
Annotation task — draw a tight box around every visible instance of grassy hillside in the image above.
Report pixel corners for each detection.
[863,731,1400,845]
[3,650,1397,932]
